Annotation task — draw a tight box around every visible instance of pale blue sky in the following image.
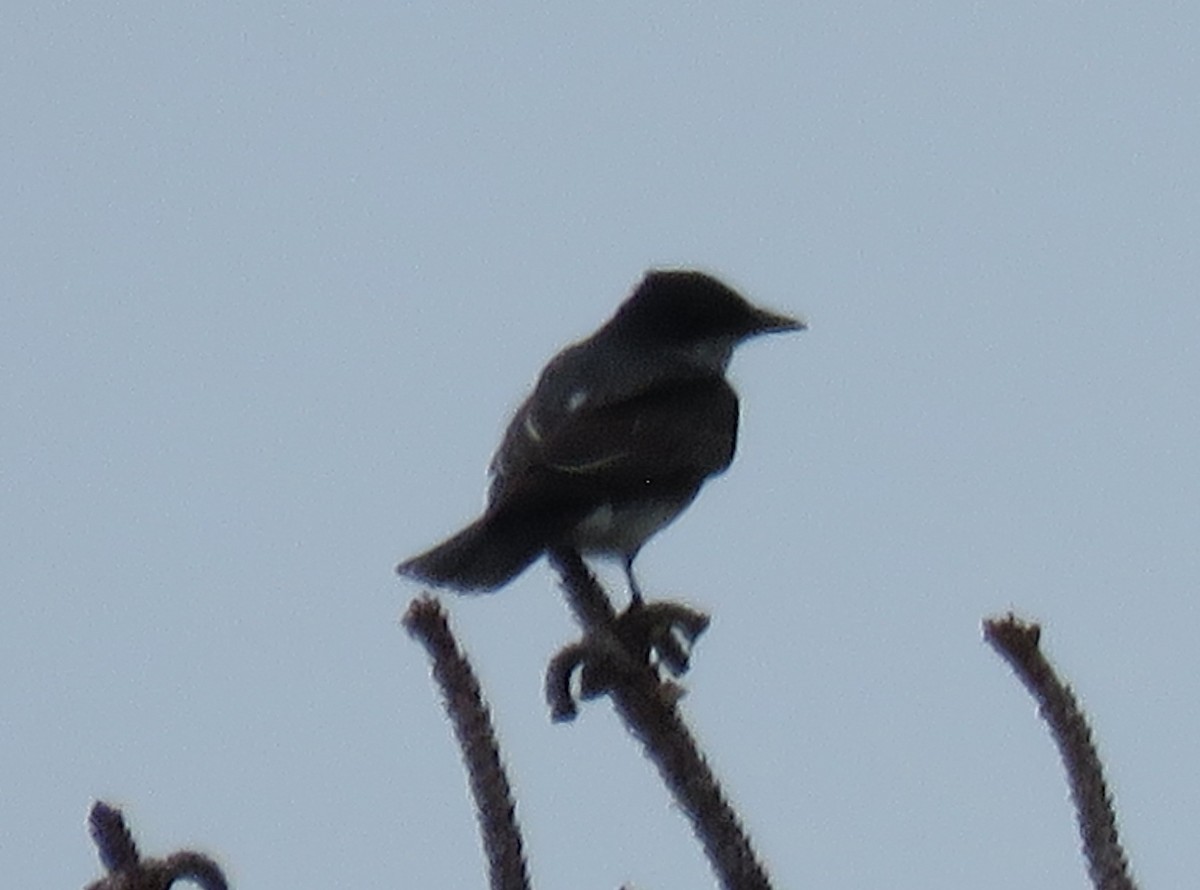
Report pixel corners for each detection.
[4,3,1198,887]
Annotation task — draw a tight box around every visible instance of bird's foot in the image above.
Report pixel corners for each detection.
[545,597,710,721]
[616,597,710,676]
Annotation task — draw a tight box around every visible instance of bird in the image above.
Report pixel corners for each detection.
[396,269,804,600]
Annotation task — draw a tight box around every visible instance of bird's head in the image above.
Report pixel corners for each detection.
[606,269,804,370]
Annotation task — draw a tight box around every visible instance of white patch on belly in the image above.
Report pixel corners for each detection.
[571,500,682,555]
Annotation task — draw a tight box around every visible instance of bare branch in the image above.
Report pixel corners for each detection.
[984,614,1138,890]
[404,596,532,890]
[549,548,773,890]
[84,801,228,890]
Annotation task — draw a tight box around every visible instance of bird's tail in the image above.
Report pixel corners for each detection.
[396,513,546,592]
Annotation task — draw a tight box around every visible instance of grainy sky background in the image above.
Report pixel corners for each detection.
[4,3,1198,888]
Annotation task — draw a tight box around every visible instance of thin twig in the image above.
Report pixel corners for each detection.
[984,615,1138,890]
[404,596,532,890]
[84,801,228,890]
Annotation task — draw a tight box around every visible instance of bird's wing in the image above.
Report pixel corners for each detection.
[487,375,739,512]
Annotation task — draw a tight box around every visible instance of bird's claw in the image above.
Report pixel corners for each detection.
[545,598,710,721]
[621,599,710,676]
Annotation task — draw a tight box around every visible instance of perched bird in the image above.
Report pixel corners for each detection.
[397,269,803,598]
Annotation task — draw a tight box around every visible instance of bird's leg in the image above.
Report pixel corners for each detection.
[612,553,708,677]
[623,554,645,607]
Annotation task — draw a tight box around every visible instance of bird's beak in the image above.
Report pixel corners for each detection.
[749,307,807,335]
